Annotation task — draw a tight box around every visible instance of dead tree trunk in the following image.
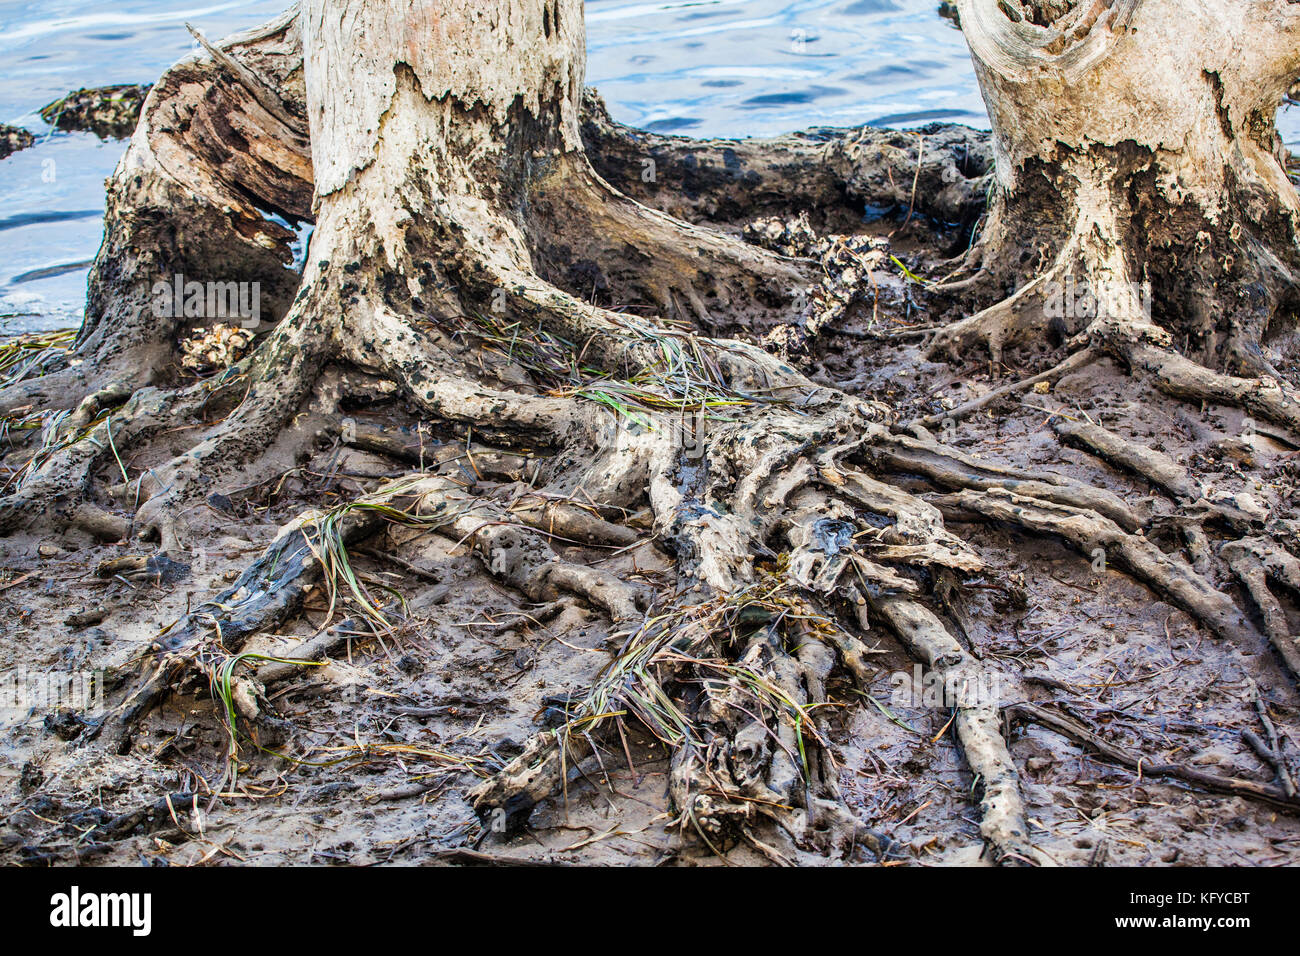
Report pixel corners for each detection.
[934,0,1300,381]
[6,0,1300,864]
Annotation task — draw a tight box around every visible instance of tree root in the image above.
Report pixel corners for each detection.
[932,487,1252,644]
[103,494,388,753]
[528,154,811,338]
[468,401,1041,863]
[928,264,1063,368]
[123,301,330,551]
[1053,418,1204,502]
[30,1,1300,868]
[403,475,650,622]
[873,596,1051,864]
[470,578,899,861]
[1047,418,1300,683]
[1052,417,1261,534]
[1108,335,1300,435]
[1010,703,1300,812]
[1221,539,1300,681]
[103,462,650,752]
[0,371,248,543]
[865,431,1144,532]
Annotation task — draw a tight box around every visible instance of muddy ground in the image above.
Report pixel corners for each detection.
[1,207,1299,867]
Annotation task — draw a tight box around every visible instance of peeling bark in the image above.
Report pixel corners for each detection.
[934,0,1300,373]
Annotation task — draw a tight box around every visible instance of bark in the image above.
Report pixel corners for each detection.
[934,0,1300,376]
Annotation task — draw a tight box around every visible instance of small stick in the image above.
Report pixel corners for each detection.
[911,347,1098,430]
[1011,703,1300,810]
[1248,680,1297,798]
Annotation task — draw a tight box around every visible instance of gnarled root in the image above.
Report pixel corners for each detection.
[932,487,1252,644]
[1102,330,1300,436]
[1221,539,1300,681]
[104,488,387,753]
[0,370,248,543]
[35,0,1300,869]
[470,399,1036,863]
[104,452,651,752]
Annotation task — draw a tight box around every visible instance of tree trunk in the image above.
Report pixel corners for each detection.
[934,0,1300,375]
[7,0,1300,865]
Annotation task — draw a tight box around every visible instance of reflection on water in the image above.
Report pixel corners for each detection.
[1,1,1297,334]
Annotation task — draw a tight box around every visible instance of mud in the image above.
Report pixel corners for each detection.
[1,198,1299,869]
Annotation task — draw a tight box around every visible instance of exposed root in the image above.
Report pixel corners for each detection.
[105,461,649,752]
[1054,417,1204,502]
[1052,416,1260,534]
[253,613,379,687]
[928,263,1065,368]
[507,494,639,547]
[932,487,1253,644]
[873,596,1051,865]
[128,316,327,551]
[528,155,812,338]
[865,432,1143,532]
[1048,417,1300,684]
[1011,703,1300,812]
[470,578,898,860]
[404,475,650,622]
[1222,539,1300,681]
[105,492,388,753]
[468,397,1041,863]
[0,371,247,542]
[26,0,1300,869]
[1107,333,1300,435]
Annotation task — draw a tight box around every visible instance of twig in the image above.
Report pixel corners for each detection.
[911,347,1098,429]
[1011,702,1300,811]
[185,24,300,129]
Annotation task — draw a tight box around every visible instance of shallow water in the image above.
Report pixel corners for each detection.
[0,1,1297,334]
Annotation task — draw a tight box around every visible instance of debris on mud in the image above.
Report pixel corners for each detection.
[0,124,34,160]
[40,84,151,140]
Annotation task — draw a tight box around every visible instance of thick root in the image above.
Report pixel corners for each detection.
[1107,333,1300,435]
[0,372,247,542]
[932,488,1253,644]
[529,155,812,339]
[105,455,649,752]
[579,88,993,234]
[873,596,1050,865]
[866,432,1143,532]
[469,397,1036,863]
[1221,539,1300,681]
